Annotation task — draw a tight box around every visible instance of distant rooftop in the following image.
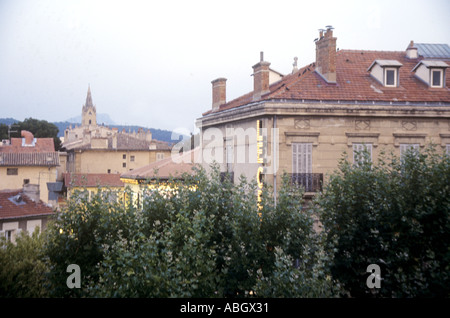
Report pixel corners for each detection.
[63,173,124,188]
[415,43,450,59]
[0,189,54,220]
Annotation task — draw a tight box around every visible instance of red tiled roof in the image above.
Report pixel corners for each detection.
[0,138,55,153]
[0,152,60,166]
[121,149,198,180]
[0,136,59,166]
[0,189,54,220]
[204,50,450,115]
[63,173,124,188]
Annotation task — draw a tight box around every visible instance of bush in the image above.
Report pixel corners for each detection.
[318,145,450,297]
[0,228,48,297]
[44,165,334,297]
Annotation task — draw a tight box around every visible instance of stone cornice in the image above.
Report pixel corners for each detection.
[198,99,450,128]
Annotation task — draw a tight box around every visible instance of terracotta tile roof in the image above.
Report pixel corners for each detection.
[121,149,198,180]
[204,49,450,116]
[0,152,60,166]
[63,173,124,188]
[0,138,55,153]
[0,189,54,220]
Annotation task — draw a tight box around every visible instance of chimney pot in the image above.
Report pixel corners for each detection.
[211,78,227,111]
[252,53,271,101]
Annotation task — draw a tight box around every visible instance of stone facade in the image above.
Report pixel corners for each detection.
[198,28,450,198]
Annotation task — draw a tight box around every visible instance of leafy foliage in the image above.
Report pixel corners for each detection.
[0,228,49,297]
[318,145,450,297]
[44,165,333,297]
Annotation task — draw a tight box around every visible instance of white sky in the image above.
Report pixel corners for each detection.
[0,0,449,132]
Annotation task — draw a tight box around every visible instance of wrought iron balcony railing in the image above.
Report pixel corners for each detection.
[290,173,323,192]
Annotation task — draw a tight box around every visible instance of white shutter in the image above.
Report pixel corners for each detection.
[400,144,419,159]
[353,143,372,165]
[292,143,312,174]
[292,143,298,173]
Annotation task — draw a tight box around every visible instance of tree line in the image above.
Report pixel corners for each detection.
[0,117,62,150]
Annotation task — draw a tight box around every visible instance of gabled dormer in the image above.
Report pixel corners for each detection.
[412,60,448,88]
[367,60,403,87]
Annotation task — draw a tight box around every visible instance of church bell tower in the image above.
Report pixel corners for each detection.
[81,85,97,127]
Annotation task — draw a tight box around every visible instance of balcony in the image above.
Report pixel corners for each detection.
[220,172,234,183]
[290,173,323,193]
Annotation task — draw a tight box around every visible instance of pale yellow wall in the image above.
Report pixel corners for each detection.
[0,166,57,203]
[68,149,172,174]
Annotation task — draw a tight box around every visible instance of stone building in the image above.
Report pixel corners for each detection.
[197,27,450,199]
[62,86,172,174]
[0,130,60,204]
[0,187,54,243]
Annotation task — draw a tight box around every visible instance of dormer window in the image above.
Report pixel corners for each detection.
[412,60,448,88]
[431,69,443,88]
[368,60,403,87]
[385,68,397,87]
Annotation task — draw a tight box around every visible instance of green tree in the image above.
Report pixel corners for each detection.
[0,228,49,297]
[318,146,450,297]
[45,165,335,297]
[0,123,9,140]
[13,117,62,150]
[44,187,139,297]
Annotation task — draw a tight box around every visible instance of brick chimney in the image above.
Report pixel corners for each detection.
[253,52,271,101]
[211,78,227,111]
[315,26,337,83]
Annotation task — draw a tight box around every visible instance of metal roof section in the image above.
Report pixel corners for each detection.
[415,43,450,59]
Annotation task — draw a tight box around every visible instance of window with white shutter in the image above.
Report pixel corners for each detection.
[292,143,312,174]
[353,143,372,166]
[226,143,233,173]
[400,144,419,160]
[292,143,315,191]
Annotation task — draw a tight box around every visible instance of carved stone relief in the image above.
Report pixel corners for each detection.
[294,119,310,129]
[355,120,370,130]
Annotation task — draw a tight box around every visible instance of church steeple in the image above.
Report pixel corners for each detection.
[82,85,97,127]
[85,85,94,108]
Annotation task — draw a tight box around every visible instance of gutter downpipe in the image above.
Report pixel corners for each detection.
[273,115,277,207]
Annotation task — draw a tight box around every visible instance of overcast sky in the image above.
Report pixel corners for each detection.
[0,0,449,133]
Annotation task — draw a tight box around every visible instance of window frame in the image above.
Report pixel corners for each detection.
[384,67,398,87]
[400,143,420,160]
[353,143,373,166]
[5,230,13,242]
[7,168,18,175]
[292,143,313,174]
[431,69,443,88]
